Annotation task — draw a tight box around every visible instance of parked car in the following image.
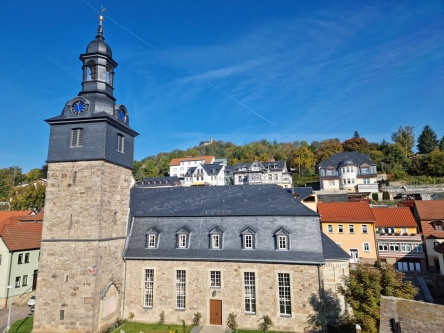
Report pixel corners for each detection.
[30,304,34,312]
[28,296,35,306]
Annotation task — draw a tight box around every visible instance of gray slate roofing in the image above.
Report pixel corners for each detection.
[130,185,319,217]
[317,194,349,203]
[138,176,181,187]
[184,167,197,177]
[293,187,314,200]
[232,160,287,173]
[318,152,375,168]
[320,233,351,260]
[201,164,223,176]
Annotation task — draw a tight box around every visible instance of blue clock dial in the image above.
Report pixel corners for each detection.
[71,100,86,115]
[118,108,127,122]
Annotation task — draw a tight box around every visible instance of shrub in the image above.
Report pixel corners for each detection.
[182,320,187,333]
[227,312,238,330]
[159,310,165,324]
[192,312,202,327]
[258,315,273,333]
[372,192,379,201]
[383,191,390,200]
[128,312,135,322]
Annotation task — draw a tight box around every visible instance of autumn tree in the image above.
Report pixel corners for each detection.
[316,139,343,162]
[342,137,370,154]
[391,126,415,152]
[26,168,42,182]
[416,125,438,154]
[292,146,317,176]
[338,263,417,333]
[9,182,46,211]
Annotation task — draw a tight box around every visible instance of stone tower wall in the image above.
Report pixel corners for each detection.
[33,161,132,333]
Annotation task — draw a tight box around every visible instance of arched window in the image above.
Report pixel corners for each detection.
[86,60,96,80]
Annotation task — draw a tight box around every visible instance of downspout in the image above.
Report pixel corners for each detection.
[317,264,326,333]
[6,251,13,307]
[122,259,127,316]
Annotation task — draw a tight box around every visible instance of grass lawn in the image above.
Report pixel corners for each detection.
[7,316,33,333]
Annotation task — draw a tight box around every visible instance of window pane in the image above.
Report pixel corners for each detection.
[144,269,154,307]
[244,272,256,313]
[176,270,186,309]
[278,273,291,315]
[210,271,221,287]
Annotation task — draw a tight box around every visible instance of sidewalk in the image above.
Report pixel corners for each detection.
[0,304,33,333]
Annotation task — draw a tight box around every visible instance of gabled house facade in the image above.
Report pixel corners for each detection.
[318,152,378,192]
[0,212,43,308]
[318,201,377,264]
[414,201,444,272]
[169,156,215,179]
[372,207,425,272]
[183,163,225,186]
[232,160,292,188]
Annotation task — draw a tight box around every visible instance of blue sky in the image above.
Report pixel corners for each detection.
[1,0,443,173]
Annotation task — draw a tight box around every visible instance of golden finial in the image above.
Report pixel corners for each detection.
[99,6,106,26]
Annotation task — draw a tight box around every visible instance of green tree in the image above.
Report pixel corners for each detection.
[342,137,370,154]
[417,125,438,154]
[9,182,46,211]
[422,148,444,177]
[258,315,273,333]
[391,126,415,152]
[439,136,444,151]
[0,166,25,201]
[26,168,42,182]
[306,289,342,332]
[316,139,343,162]
[338,263,417,333]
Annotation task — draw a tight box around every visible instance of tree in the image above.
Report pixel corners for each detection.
[391,126,415,152]
[338,263,417,333]
[292,146,317,177]
[26,168,42,182]
[316,139,343,162]
[417,125,438,154]
[0,166,25,201]
[306,289,342,332]
[342,137,370,154]
[422,148,444,177]
[258,315,273,333]
[439,136,444,151]
[354,131,360,138]
[9,182,46,211]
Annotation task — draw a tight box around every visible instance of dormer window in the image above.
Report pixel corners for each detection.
[361,168,369,174]
[145,229,159,249]
[209,228,223,249]
[274,228,290,250]
[176,228,190,249]
[241,228,256,249]
[432,221,443,231]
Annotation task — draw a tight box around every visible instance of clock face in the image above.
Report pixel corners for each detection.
[118,108,127,123]
[71,100,85,115]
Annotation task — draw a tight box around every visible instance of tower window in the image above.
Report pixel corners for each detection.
[86,60,96,80]
[106,65,114,85]
[117,134,124,153]
[70,128,83,147]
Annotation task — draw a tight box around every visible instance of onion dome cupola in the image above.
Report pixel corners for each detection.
[44,15,138,170]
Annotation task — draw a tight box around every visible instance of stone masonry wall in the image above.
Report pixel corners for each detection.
[33,161,132,333]
[124,260,321,333]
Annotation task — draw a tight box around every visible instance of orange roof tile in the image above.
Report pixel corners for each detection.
[0,222,43,251]
[420,220,444,238]
[317,201,375,223]
[372,207,418,228]
[0,210,33,223]
[415,201,444,220]
[169,156,214,166]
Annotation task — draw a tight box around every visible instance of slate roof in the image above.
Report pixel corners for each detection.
[138,176,181,187]
[318,152,375,168]
[320,232,351,260]
[434,242,444,254]
[415,201,444,220]
[317,193,349,203]
[201,164,224,176]
[184,167,196,177]
[372,207,418,228]
[293,187,314,200]
[130,185,319,217]
[318,202,375,222]
[232,160,287,173]
[432,193,444,200]
[169,156,214,166]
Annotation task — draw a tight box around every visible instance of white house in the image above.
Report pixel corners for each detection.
[318,152,378,192]
[183,163,225,186]
[232,160,292,188]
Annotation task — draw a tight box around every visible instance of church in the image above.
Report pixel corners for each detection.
[33,17,349,333]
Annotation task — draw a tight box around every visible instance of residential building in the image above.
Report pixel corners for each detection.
[292,187,316,211]
[318,201,377,264]
[414,201,444,272]
[124,185,349,331]
[169,156,215,178]
[0,212,43,308]
[232,160,292,188]
[381,184,444,200]
[433,242,444,275]
[318,152,378,192]
[182,163,225,186]
[372,207,425,271]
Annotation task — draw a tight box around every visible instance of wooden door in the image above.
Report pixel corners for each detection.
[210,300,222,325]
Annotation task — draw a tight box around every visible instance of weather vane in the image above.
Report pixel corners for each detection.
[99,6,106,26]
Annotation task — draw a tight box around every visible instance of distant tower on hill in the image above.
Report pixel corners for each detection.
[33,15,138,333]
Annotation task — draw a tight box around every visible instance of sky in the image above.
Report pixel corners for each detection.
[1,0,443,173]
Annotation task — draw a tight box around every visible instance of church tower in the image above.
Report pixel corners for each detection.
[33,16,138,333]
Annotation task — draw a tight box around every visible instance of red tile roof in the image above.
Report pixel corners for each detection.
[420,220,444,239]
[317,201,375,222]
[169,156,214,166]
[0,210,33,223]
[372,207,418,228]
[0,220,43,251]
[415,201,444,220]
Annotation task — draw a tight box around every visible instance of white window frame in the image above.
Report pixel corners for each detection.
[327,225,333,233]
[176,270,186,309]
[148,235,156,248]
[401,243,411,252]
[144,269,154,308]
[210,271,221,288]
[338,225,344,233]
[70,128,83,147]
[278,236,287,250]
[412,244,423,252]
[244,272,256,314]
[178,234,186,248]
[244,234,253,249]
[378,242,388,251]
[278,273,291,316]
[363,242,370,252]
[15,276,21,287]
[363,178,370,184]
[362,225,368,234]
[22,275,28,286]
[390,243,399,252]
[212,234,220,249]
[349,225,355,233]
